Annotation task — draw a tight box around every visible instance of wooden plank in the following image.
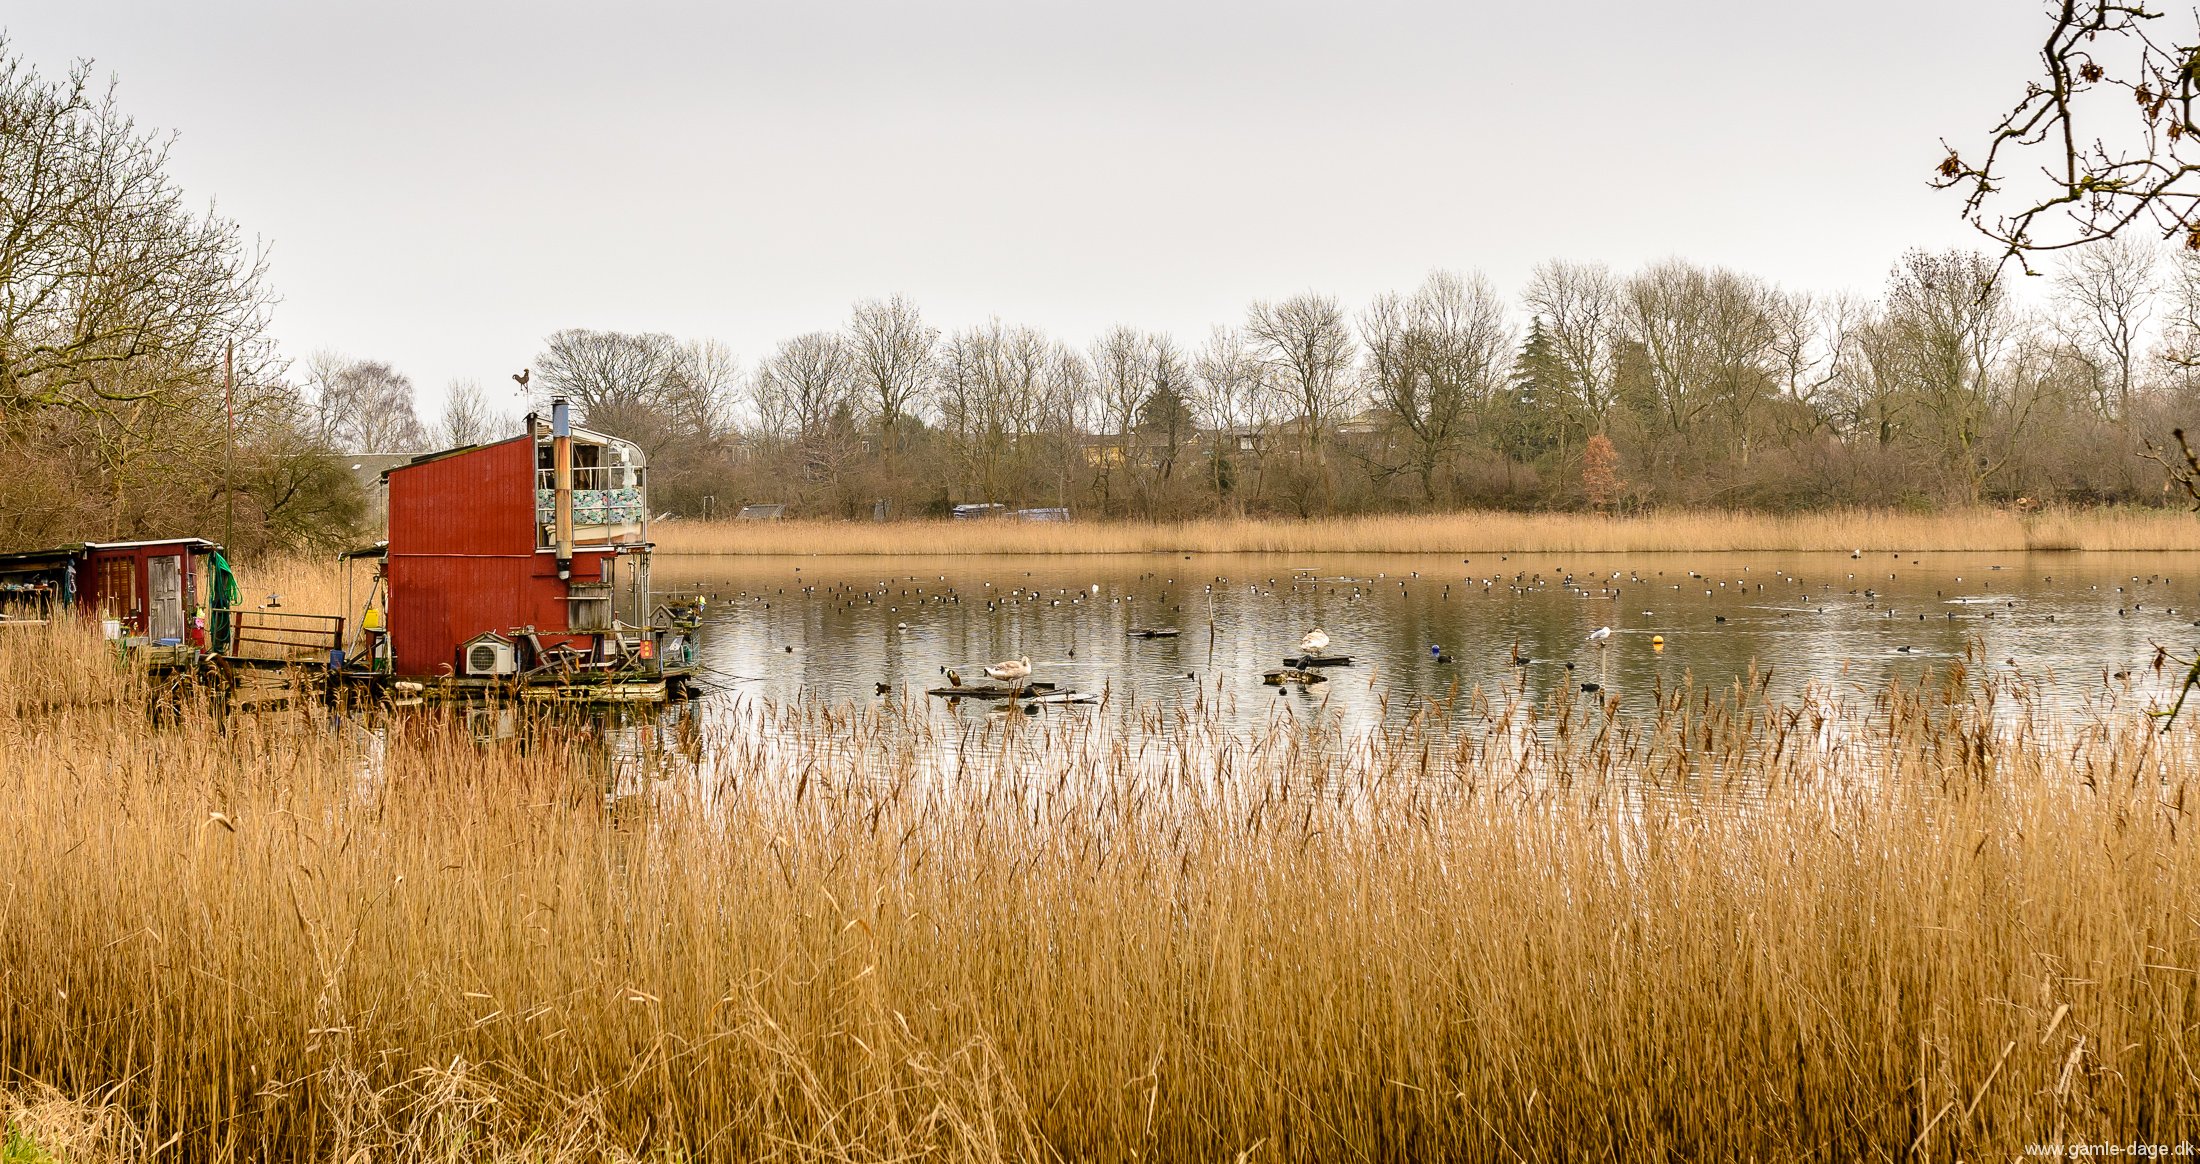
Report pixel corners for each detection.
[925,681,1059,700]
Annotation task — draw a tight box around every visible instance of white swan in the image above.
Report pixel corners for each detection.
[1299,628,1330,655]
[985,655,1032,684]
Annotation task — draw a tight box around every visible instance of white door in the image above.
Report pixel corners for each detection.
[148,555,183,641]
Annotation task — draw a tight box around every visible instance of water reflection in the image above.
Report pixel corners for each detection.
[658,550,2200,736]
[313,550,2199,801]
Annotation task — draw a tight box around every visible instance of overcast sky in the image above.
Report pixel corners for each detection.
[9,2,2037,412]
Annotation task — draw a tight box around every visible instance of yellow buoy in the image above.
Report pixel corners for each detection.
[1651,635,1665,651]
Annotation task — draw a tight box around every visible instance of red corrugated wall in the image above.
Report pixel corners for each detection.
[385,436,607,676]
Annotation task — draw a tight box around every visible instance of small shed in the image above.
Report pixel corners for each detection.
[0,538,229,645]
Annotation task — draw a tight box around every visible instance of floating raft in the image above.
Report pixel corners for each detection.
[1263,667,1327,685]
[1283,654,1353,668]
[1126,627,1180,638]
[520,681,667,704]
[925,680,1060,700]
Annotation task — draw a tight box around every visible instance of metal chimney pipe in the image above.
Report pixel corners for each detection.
[551,397,573,581]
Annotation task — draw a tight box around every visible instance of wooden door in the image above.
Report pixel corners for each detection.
[148,554,184,641]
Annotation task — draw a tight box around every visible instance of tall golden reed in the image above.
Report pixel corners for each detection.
[655,507,2200,556]
[1,639,2195,1158]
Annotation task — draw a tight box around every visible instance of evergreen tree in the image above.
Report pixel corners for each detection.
[1501,316,1565,462]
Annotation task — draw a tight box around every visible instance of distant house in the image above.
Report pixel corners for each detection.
[736,504,786,521]
[345,453,422,531]
[1335,408,1389,438]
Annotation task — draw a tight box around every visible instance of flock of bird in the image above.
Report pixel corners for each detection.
[677,557,2188,702]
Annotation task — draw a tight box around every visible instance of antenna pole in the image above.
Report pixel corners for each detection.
[224,339,235,551]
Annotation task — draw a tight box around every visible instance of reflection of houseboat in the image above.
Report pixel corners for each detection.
[0,538,237,664]
[346,398,697,701]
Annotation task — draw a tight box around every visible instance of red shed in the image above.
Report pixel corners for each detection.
[379,400,666,682]
[0,538,224,646]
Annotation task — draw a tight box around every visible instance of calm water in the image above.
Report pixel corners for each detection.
[655,550,2200,734]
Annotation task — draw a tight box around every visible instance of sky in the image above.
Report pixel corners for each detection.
[8,1,2040,414]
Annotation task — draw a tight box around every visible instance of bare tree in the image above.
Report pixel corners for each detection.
[752,332,859,491]
[1521,260,1623,446]
[0,38,275,416]
[1191,326,1273,510]
[306,353,428,452]
[1363,271,1513,501]
[533,329,683,421]
[1623,261,1782,465]
[1880,250,2024,500]
[435,379,505,447]
[753,333,854,444]
[1088,326,1154,446]
[935,320,1067,504]
[1937,2,2200,267]
[2155,248,2200,388]
[1246,293,1357,455]
[2052,236,2159,420]
[1764,290,1852,439]
[534,331,735,447]
[849,295,938,453]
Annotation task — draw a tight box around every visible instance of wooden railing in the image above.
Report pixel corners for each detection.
[229,610,345,664]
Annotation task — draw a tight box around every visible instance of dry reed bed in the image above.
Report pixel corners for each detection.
[1,647,2196,1160]
[657,507,2200,557]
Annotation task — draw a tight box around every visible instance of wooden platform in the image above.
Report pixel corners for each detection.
[1264,667,1328,685]
[1127,628,1180,638]
[1283,654,1352,668]
[332,668,694,705]
[925,680,1059,700]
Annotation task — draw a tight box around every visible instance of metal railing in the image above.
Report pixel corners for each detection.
[536,467,635,492]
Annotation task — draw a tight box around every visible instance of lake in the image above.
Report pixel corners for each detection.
[654,550,2200,736]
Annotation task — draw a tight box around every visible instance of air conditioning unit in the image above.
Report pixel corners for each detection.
[464,633,516,677]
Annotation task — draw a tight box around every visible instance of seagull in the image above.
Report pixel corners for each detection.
[1588,626,1612,645]
[1299,628,1330,655]
[984,655,1032,685]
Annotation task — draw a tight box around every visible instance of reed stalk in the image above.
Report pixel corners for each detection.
[655,507,2200,557]
[1,635,2195,1158]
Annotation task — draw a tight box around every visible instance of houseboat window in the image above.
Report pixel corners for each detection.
[535,434,648,547]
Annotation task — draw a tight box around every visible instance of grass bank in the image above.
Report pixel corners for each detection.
[657,506,2200,556]
[1,615,2196,1159]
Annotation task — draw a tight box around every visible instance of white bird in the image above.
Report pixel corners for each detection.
[1588,626,1612,644]
[1299,628,1330,655]
[984,655,1032,684]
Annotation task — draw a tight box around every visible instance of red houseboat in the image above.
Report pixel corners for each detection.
[351,398,697,700]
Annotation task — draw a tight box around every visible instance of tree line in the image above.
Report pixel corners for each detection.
[10,35,2200,558]
[492,240,2200,521]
